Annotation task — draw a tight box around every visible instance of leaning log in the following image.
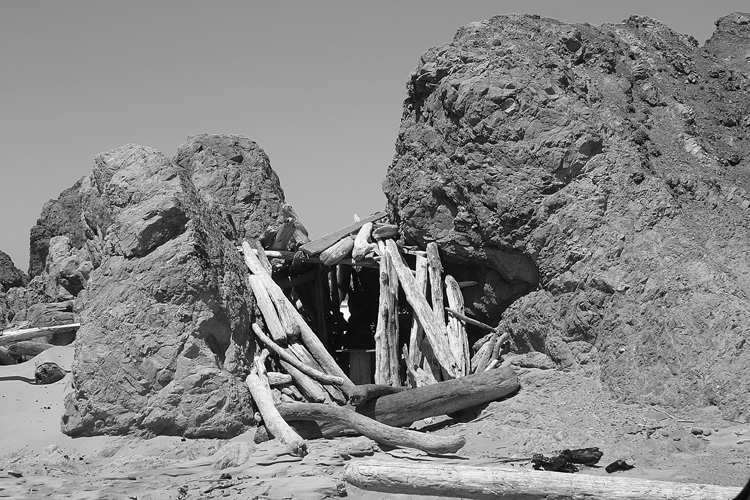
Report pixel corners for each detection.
[0,323,80,345]
[245,351,307,456]
[344,461,743,500]
[384,240,458,378]
[248,276,288,345]
[277,403,465,454]
[252,324,344,386]
[299,365,519,437]
[407,254,429,381]
[445,275,469,377]
[243,242,355,394]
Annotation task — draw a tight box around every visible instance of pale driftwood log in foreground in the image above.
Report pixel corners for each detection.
[344,461,743,500]
[0,323,81,346]
[242,242,356,396]
[307,366,519,437]
[248,276,288,345]
[277,403,465,454]
[384,240,458,378]
[245,350,307,456]
[445,274,470,377]
[251,324,344,386]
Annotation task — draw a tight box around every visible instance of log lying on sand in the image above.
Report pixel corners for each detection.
[344,461,743,500]
[294,366,519,438]
[0,323,80,345]
[277,403,465,455]
[347,384,410,406]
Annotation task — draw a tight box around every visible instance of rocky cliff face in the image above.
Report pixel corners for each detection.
[384,13,750,419]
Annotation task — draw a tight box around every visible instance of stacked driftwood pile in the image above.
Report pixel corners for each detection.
[239,212,524,456]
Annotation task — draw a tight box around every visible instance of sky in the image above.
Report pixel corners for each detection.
[1,1,747,273]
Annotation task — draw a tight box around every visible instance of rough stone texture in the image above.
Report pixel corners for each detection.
[0,250,27,329]
[62,144,266,438]
[173,134,286,244]
[384,13,750,420]
[0,250,27,291]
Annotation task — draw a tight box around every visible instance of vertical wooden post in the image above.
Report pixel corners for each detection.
[374,241,401,387]
[445,275,470,377]
[314,265,329,349]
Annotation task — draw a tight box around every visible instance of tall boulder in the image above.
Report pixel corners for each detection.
[384,13,750,419]
[0,250,27,328]
[62,142,276,437]
[173,134,286,244]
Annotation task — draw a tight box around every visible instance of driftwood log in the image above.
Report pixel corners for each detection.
[347,384,409,406]
[344,461,744,500]
[299,211,387,255]
[352,222,375,261]
[384,240,458,377]
[6,341,54,357]
[245,350,307,456]
[0,323,80,345]
[242,242,356,396]
[320,236,355,266]
[287,366,519,438]
[374,241,400,387]
[249,248,380,269]
[445,274,470,377]
[278,359,328,403]
[252,324,344,386]
[277,403,465,454]
[407,253,428,379]
[248,275,288,345]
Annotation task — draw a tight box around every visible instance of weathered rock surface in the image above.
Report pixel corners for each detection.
[174,134,287,244]
[0,250,27,292]
[61,142,279,437]
[0,250,27,329]
[384,13,750,419]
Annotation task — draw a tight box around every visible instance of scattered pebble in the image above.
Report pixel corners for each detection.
[737,439,750,445]
[672,437,681,441]
[661,431,670,437]
[703,429,712,436]
[690,428,703,435]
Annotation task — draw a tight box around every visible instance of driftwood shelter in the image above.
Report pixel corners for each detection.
[2,212,745,499]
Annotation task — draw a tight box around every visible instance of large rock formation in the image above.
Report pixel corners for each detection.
[62,143,271,437]
[0,251,27,328]
[384,13,750,419]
